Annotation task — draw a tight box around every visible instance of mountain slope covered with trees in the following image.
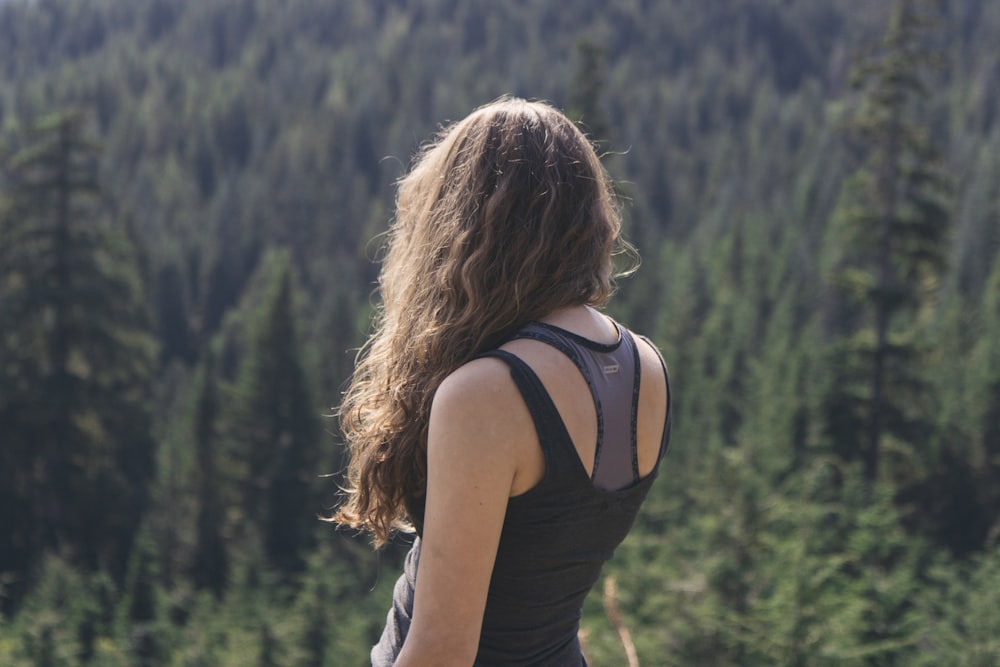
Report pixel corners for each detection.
[2,0,999,664]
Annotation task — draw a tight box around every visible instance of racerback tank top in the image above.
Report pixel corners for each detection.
[371,319,671,666]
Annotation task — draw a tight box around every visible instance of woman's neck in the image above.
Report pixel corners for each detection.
[538,305,618,345]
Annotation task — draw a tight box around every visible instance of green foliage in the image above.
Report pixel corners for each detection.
[0,109,156,585]
[825,0,951,486]
[914,547,1000,665]
[225,249,322,575]
[191,350,228,596]
[0,0,999,664]
[0,557,119,667]
[568,39,611,145]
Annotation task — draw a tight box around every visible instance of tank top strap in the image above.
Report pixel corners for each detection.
[475,349,577,475]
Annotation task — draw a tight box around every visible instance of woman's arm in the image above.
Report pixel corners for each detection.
[393,357,530,667]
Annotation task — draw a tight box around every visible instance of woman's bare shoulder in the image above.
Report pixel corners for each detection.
[434,356,519,412]
[634,333,669,401]
[405,356,527,666]
[431,356,528,451]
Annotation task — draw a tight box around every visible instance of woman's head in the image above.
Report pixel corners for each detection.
[333,98,631,545]
[383,97,621,325]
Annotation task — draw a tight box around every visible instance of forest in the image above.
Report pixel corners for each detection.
[1,0,999,665]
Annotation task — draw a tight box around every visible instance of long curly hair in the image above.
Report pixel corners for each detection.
[333,97,631,546]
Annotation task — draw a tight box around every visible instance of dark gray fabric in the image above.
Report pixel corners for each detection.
[371,539,420,666]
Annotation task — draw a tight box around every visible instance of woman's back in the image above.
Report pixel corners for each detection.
[373,308,670,666]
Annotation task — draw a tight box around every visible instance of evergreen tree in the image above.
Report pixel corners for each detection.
[0,111,156,590]
[568,39,611,145]
[915,546,1000,666]
[962,259,1000,547]
[118,526,162,667]
[154,261,198,365]
[257,619,280,667]
[228,249,321,575]
[192,350,229,596]
[825,0,950,486]
[293,549,334,667]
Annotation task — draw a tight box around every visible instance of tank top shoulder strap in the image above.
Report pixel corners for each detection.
[475,349,574,469]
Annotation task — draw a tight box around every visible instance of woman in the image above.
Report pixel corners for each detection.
[334,97,672,666]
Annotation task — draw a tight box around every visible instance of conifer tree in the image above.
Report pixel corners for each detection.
[192,349,228,596]
[119,526,162,667]
[0,111,156,586]
[258,620,280,667]
[294,550,334,667]
[568,38,611,146]
[228,249,321,575]
[964,259,1000,546]
[826,0,950,486]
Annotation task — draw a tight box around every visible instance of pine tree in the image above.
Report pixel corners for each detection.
[825,0,950,486]
[568,39,611,146]
[191,349,228,596]
[257,620,280,667]
[964,259,1000,548]
[0,111,156,589]
[228,249,321,575]
[119,526,162,667]
[294,549,334,667]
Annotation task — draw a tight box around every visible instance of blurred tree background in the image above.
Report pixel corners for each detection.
[1,0,999,664]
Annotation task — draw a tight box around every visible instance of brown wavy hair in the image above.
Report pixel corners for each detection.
[332,97,632,546]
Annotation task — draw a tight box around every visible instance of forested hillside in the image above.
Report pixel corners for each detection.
[2,0,999,664]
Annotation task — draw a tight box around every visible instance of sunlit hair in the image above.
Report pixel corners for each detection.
[332,97,633,546]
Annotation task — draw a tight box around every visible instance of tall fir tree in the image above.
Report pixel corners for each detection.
[824,0,950,487]
[568,39,611,146]
[118,525,163,667]
[962,259,1000,548]
[227,249,321,575]
[0,111,156,592]
[191,349,229,596]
